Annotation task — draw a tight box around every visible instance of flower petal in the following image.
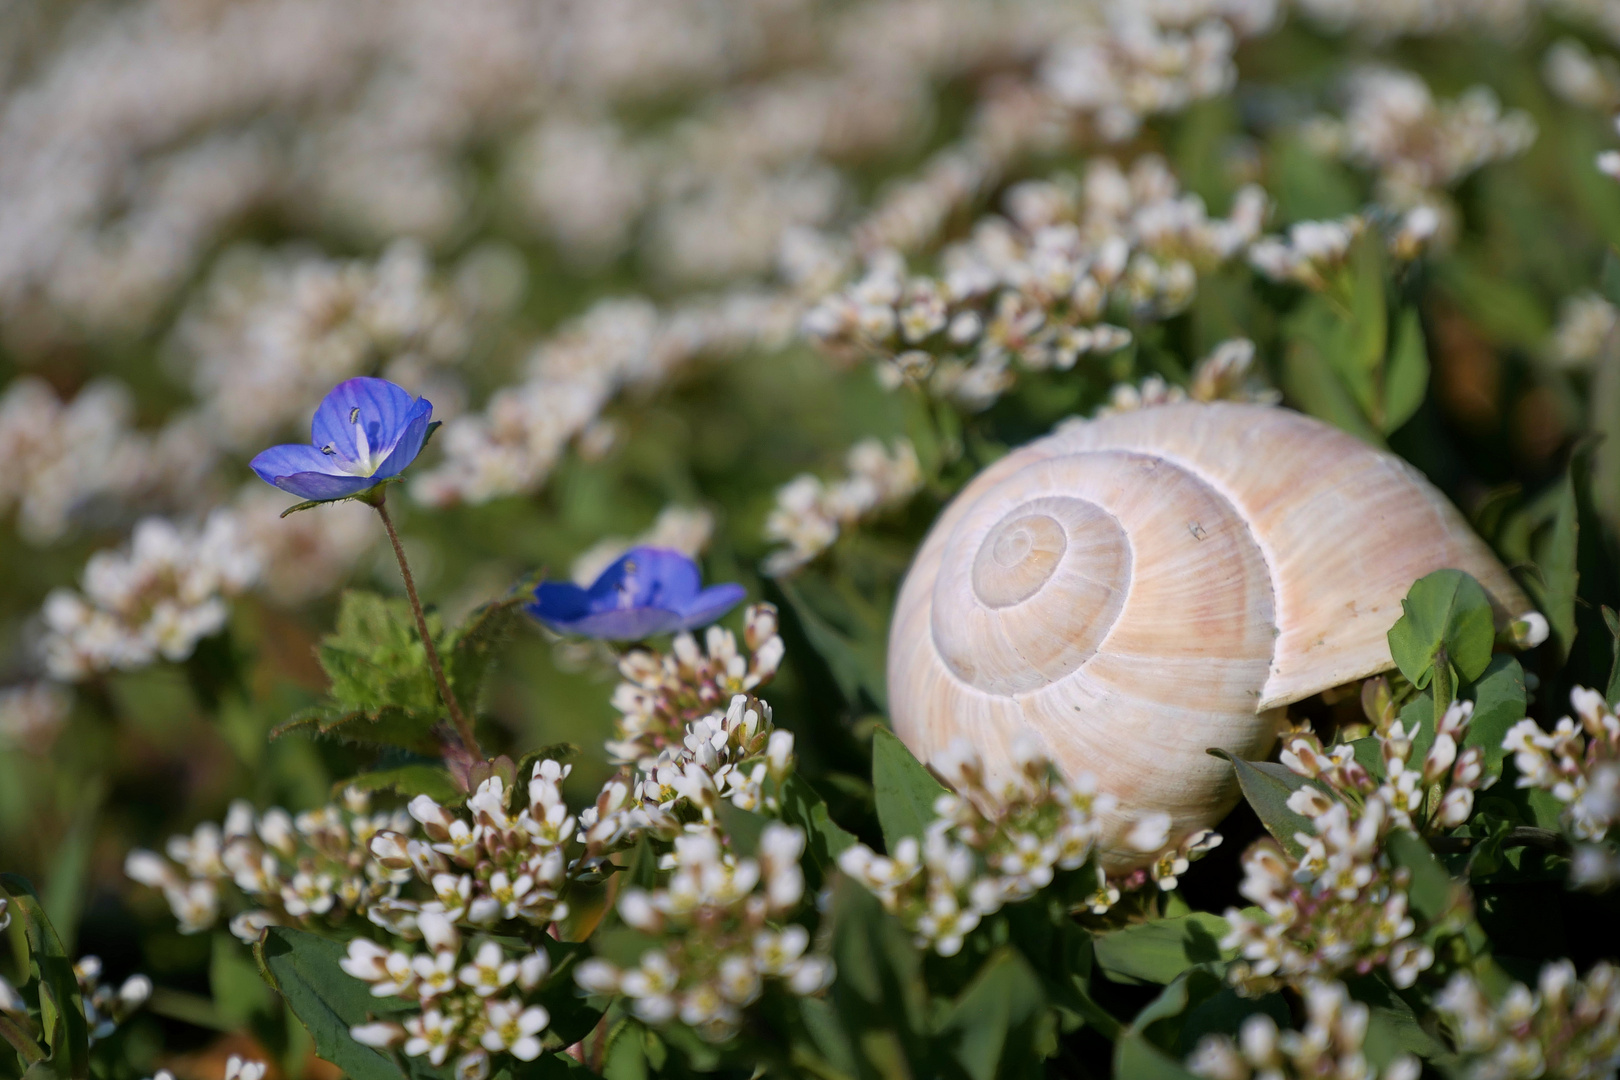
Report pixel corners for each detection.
[586,547,702,610]
[674,583,746,630]
[250,443,346,486]
[265,470,379,501]
[550,606,685,640]
[312,378,420,462]
[373,397,434,480]
[527,581,593,625]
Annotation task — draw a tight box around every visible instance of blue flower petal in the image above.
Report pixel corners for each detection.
[527,581,593,625]
[373,397,434,480]
[554,606,687,640]
[585,547,703,610]
[312,378,420,463]
[674,583,747,630]
[250,443,347,485]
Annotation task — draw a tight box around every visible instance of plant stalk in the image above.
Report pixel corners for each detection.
[373,494,481,759]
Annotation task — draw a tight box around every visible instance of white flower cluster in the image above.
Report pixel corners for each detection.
[0,377,214,545]
[1504,686,1620,887]
[1249,217,1366,289]
[1188,978,1421,1080]
[74,956,154,1042]
[806,156,1265,411]
[125,786,415,939]
[574,823,833,1043]
[0,0,817,344]
[1549,292,1618,370]
[1284,700,1488,836]
[0,681,71,754]
[606,604,785,770]
[1219,700,1495,993]
[1221,780,1441,995]
[837,736,1175,956]
[175,241,473,450]
[371,764,581,937]
[1040,3,1272,144]
[1095,338,1281,416]
[1307,67,1536,208]
[763,438,923,574]
[42,511,262,680]
[1434,960,1620,1080]
[0,952,152,1046]
[342,912,555,1078]
[413,292,800,506]
[1291,0,1539,39]
[569,505,715,587]
[1544,38,1620,113]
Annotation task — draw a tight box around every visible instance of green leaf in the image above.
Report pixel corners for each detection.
[1465,657,1528,784]
[936,949,1050,1080]
[773,574,889,711]
[1112,967,1226,1080]
[1380,306,1429,435]
[1383,831,1456,925]
[0,875,89,1080]
[776,774,857,890]
[1093,914,1232,986]
[211,933,275,1028]
[445,588,533,713]
[1345,975,1445,1064]
[321,591,444,713]
[1386,570,1496,689]
[825,878,928,1067]
[1522,447,1588,665]
[256,927,412,1080]
[341,764,462,804]
[871,727,948,849]
[273,703,444,757]
[715,802,766,857]
[1207,750,1314,857]
[530,937,604,1048]
[1605,607,1620,707]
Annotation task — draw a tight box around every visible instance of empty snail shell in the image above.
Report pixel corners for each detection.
[887,402,1530,870]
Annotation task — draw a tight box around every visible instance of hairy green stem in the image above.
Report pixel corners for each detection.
[374,495,481,759]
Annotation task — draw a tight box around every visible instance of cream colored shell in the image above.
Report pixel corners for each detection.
[887,402,1529,869]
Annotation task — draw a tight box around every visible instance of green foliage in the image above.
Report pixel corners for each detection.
[1206,749,1315,857]
[1280,233,1428,441]
[0,876,88,1080]
[1387,569,1497,691]
[870,727,947,848]
[1093,914,1233,986]
[256,927,414,1080]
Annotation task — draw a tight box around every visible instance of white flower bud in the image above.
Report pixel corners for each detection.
[574,958,622,995]
[350,1022,405,1048]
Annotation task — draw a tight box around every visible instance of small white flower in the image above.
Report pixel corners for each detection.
[224,1057,267,1080]
[458,941,518,996]
[480,998,549,1061]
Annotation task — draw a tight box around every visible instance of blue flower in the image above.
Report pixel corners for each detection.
[250,378,433,502]
[527,546,746,640]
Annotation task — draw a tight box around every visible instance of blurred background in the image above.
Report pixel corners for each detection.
[0,0,1617,1074]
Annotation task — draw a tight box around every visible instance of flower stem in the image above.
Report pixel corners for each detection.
[374,494,481,759]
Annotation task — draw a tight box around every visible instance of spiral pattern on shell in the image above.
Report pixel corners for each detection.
[888,402,1530,870]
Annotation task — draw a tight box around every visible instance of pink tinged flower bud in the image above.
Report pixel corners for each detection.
[518,951,549,991]
[618,888,662,932]
[0,975,24,1015]
[419,911,460,954]
[124,850,179,890]
[341,939,392,981]
[574,958,622,996]
[369,831,411,870]
[409,796,457,841]
[1435,787,1475,828]
[351,1022,406,1048]
[1424,733,1459,785]
[1437,700,1473,739]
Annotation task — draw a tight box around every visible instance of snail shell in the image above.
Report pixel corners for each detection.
[888,402,1529,869]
